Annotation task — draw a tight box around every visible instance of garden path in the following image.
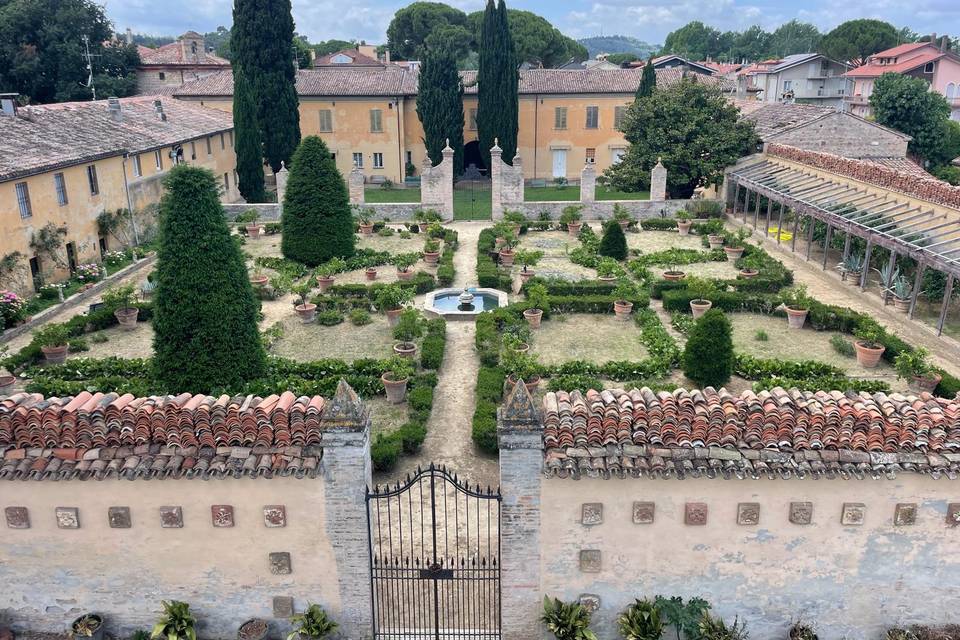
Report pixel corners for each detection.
[376,222,500,491]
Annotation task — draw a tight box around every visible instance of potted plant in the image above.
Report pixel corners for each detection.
[895,347,942,393]
[238,619,268,640]
[242,211,262,239]
[724,228,750,261]
[516,249,544,283]
[150,601,197,640]
[502,330,531,354]
[618,599,663,640]
[676,211,693,236]
[35,323,71,364]
[380,357,414,404]
[789,622,819,640]
[707,230,725,249]
[375,284,413,327]
[286,603,337,640]
[687,276,716,319]
[504,350,542,394]
[250,267,268,288]
[541,596,597,640]
[874,261,900,304]
[524,283,548,329]
[781,284,811,329]
[662,262,686,282]
[613,204,633,230]
[504,210,527,236]
[357,210,374,235]
[392,253,419,281]
[892,275,912,312]
[853,320,886,368]
[596,257,621,283]
[365,266,378,281]
[612,279,637,320]
[423,239,441,266]
[314,258,345,293]
[103,283,139,330]
[839,253,865,283]
[72,614,104,640]
[738,253,762,279]
[560,205,583,237]
[292,283,317,323]
[392,308,423,358]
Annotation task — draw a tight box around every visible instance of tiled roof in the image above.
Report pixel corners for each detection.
[0,391,326,481]
[862,157,933,178]
[870,42,930,59]
[0,97,233,183]
[139,38,230,67]
[314,48,384,67]
[738,102,836,139]
[542,387,960,480]
[844,52,951,78]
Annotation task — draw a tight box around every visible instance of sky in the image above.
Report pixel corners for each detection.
[105,0,959,47]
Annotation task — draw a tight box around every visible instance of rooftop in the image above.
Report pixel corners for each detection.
[0,96,233,183]
[314,48,384,67]
[844,51,956,78]
[138,34,230,67]
[732,100,911,143]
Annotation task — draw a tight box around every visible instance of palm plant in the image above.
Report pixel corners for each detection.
[150,601,197,640]
[541,596,597,640]
[286,603,337,640]
[698,612,749,640]
[619,598,664,640]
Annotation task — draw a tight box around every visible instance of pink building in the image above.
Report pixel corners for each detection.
[844,37,960,121]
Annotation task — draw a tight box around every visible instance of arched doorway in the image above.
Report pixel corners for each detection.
[463,140,486,176]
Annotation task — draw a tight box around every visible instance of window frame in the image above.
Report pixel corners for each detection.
[54,172,68,206]
[373,152,384,169]
[133,154,143,177]
[155,150,163,171]
[585,106,599,129]
[353,152,364,168]
[370,109,383,133]
[86,164,100,196]
[554,107,568,130]
[319,109,333,132]
[613,106,627,130]
[15,182,32,219]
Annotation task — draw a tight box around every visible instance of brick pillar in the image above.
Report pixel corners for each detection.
[580,164,596,203]
[650,157,667,201]
[276,161,289,205]
[319,380,373,640]
[349,164,365,205]
[490,139,504,220]
[497,380,543,640]
[440,140,455,220]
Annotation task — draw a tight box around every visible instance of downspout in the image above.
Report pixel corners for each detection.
[121,153,142,247]
[396,96,403,181]
[533,94,539,179]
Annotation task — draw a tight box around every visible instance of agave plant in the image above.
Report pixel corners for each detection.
[874,261,901,300]
[892,275,913,299]
[619,598,664,640]
[541,596,597,640]
[839,253,864,276]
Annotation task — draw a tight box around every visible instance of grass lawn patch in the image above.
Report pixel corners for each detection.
[366,396,411,437]
[364,188,421,203]
[530,314,648,365]
[523,186,649,201]
[271,313,397,361]
[672,261,741,279]
[627,230,703,253]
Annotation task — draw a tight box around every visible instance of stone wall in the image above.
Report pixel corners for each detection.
[222,203,281,221]
[770,112,910,159]
[420,144,455,219]
[509,199,692,220]
[491,143,525,219]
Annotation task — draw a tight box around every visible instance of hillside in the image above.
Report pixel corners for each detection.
[578,35,658,59]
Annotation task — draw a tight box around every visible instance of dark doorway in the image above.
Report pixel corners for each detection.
[29,256,42,290]
[99,236,108,256]
[463,140,486,174]
[66,242,77,273]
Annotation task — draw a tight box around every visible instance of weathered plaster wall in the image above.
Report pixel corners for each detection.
[539,476,960,640]
[511,199,691,220]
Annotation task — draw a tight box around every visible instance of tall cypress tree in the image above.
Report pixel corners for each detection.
[417,43,465,176]
[477,0,518,167]
[153,166,266,392]
[636,59,656,99]
[232,65,267,202]
[232,0,301,172]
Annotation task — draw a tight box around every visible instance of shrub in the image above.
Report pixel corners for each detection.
[598,221,628,260]
[281,136,355,266]
[397,422,427,454]
[698,612,748,640]
[349,309,372,326]
[541,596,597,640]
[393,308,424,343]
[829,334,855,357]
[618,598,664,640]
[316,310,344,326]
[371,433,402,471]
[472,400,499,454]
[286,603,337,640]
[150,600,197,640]
[653,596,710,640]
[408,385,434,413]
[547,373,604,393]
[152,166,266,393]
[420,324,447,370]
[754,329,768,341]
[34,322,71,348]
[640,218,678,231]
[682,309,733,388]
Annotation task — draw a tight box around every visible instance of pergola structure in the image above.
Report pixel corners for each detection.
[726,151,960,335]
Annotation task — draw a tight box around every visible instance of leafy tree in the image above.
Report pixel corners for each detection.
[313,39,358,57]
[606,53,637,66]
[232,66,267,203]
[281,136,355,266]
[293,34,313,69]
[202,26,232,59]
[636,59,656,100]
[417,42,465,175]
[819,19,899,66]
[729,25,771,62]
[0,0,140,103]
[606,79,756,198]
[661,21,722,60]
[928,120,960,171]
[152,166,266,392]
[598,222,627,260]
[682,308,733,388]
[768,20,821,57]
[387,2,471,60]
[477,0,519,166]
[422,24,475,61]
[468,8,586,67]
[870,72,951,162]
[232,0,301,172]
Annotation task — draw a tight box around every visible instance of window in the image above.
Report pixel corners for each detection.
[585,106,599,129]
[155,150,163,170]
[191,42,197,55]
[468,109,478,130]
[15,182,31,219]
[223,173,230,191]
[406,151,413,165]
[133,154,142,177]
[190,141,197,160]
[319,109,333,132]
[220,133,225,150]
[924,62,935,73]
[370,109,383,132]
[947,83,957,99]
[158,72,165,80]
[206,136,212,156]
[54,173,68,206]
[86,165,99,196]
[585,148,596,164]
[353,152,364,168]
[554,107,567,129]
[783,80,793,92]
[373,152,384,169]
[332,54,353,64]
[613,106,627,130]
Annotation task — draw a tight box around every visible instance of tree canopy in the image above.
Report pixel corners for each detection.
[416,41,465,174]
[870,72,951,163]
[477,0,519,166]
[660,19,826,63]
[819,19,900,66]
[388,2,472,60]
[605,79,756,198]
[0,0,140,103]
[468,8,585,67]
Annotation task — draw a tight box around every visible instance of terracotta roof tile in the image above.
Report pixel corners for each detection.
[542,387,960,480]
[139,39,229,67]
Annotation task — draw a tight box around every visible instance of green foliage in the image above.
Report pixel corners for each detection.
[598,221,628,260]
[477,0,519,166]
[698,612,749,640]
[819,19,899,66]
[636,59,656,100]
[754,329,768,342]
[376,283,415,311]
[393,308,424,343]
[546,373,604,393]
[417,41,466,175]
[854,319,884,349]
[349,309,372,326]
[233,67,267,202]
[102,283,137,312]
[477,228,514,290]
[894,347,934,380]
[282,136,355,266]
[287,603,337,640]
[150,600,197,640]
[397,422,427,453]
[371,432,402,471]
[829,334,854,357]
[541,596,597,640]
[469,8,586,68]
[871,72,952,162]
[526,282,549,311]
[682,309,733,388]
[619,598,664,640]
[316,310,344,326]
[152,166,266,393]
[387,2,473,60]
[34,323,70,348]
[652,596,710,640]
[420,318,447,369]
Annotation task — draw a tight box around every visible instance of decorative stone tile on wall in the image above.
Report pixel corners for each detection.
[578,594,601,614]
[579,550,601,573]
[841,503,866,526]
[789,502,813,525]
[948,503,960,527]
[685,502,708,526]
[211,505,234,527]
[737,502,760,526]
[272,596,294,618]
[894,503,917,526]
[581,503,603,526]
[55,507,79,529]
[108,507,131,529]
[632,501,655,524]
[159,506,183,528]
[264,505,286,527]
[269,552,292,575]
[5,506,29,529]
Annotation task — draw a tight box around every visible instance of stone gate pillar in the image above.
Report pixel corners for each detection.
[319,380,373,639]
[490,140,504,220]
[580,164,596,203]
[497,381,544,640]
[349,164,365,205]
[439,140,455,220]
[650,157,667,201]
[276,162,290,205]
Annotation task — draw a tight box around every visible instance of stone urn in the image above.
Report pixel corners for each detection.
[386,308,403,327]
[854,341,885,368]
[708,235,724,249]
[394,342,417,358]
[295,302,317,324]
[381,372,409,404]
[365,267,378,281]
[613,299,634,320]
[618,219,631,231]
[690,299,712,319]
[397,269,414,281]
[316,275,335,292]
[523,308,543,328]
[598,276,617,284]
[42,345,68,364]
[724,246,745,261]
[250,274,269,288]
[785,307,808,329]
[114,307,139,330]
[238,619,268,640]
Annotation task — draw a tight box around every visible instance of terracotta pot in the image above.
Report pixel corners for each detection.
[250,274,269,288]
[511,224,521,236]
[785,307,808,329]
[519,270,535,283]
[394,342,417,358]
[845,271,862,284]
[613,299,634,319]
[113,307,139,330]
[893,296,911,313]
[724,246,744,261]
[381,374,409,404]
[663,271,686,282]
[854,341,886,368]
[507,374,541,394]
[512,342,530,354]
[567,222,582,237]
[423,251,440,265]
[359,223,374,235]
[0,375,16,395]
[397,269,413,281]
[523,308,543,329]
[386,307,403,327]
[295,303,317,323]
[495,236,506,248]
[677,221,692,236]
[365,268,378,281]
[316,275,335,292]
[690,299,712,319]
[245,224,262,239]
[598,275,617,284]
[41,345,68,365]
[739,269,759,279]
[618,219,630,230]
[71,614,104,640]
[909,373,942,394]
[499,249,515,266]
[708,235,724,249]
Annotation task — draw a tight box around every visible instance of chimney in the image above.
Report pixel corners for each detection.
[941,36,950,53]
[107,97,122,122]
[0,93,18,116]
[125,27,133,45]
[153,99,166,121]
[384,48,390,63]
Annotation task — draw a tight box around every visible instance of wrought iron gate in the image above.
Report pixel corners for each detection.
[366,464,501,640]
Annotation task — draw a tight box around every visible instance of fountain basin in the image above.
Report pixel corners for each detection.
[424,287,509,319]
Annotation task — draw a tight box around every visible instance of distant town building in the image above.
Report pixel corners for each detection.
[744,53,852,108]
[136,31,230,95]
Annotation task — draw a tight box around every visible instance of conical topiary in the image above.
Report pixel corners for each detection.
[599,221,628,260]
[682,308,734,389]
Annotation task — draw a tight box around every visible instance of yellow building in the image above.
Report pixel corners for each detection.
[0,95,238,291]
[173,66,725,183]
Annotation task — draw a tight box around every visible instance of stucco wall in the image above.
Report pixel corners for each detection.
[539,476,960,640]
